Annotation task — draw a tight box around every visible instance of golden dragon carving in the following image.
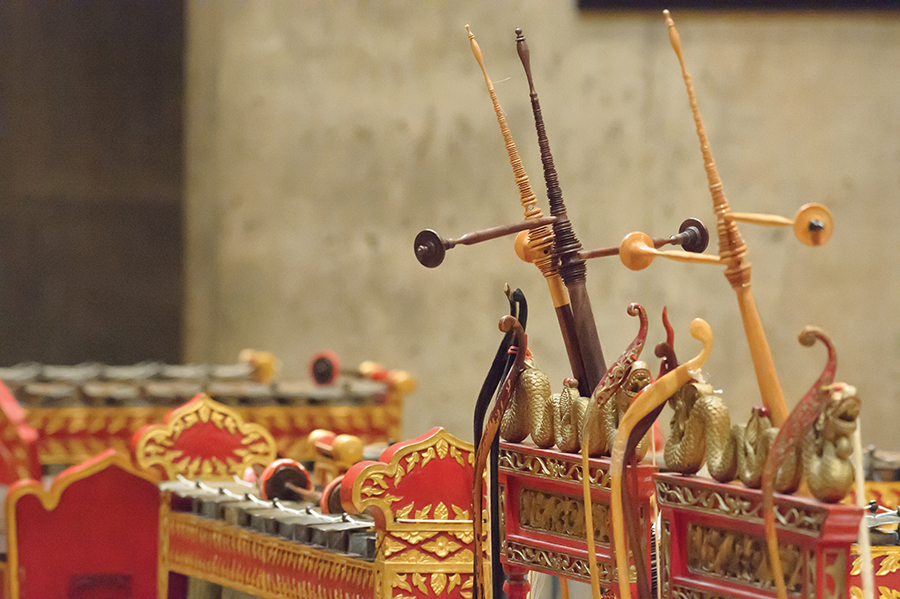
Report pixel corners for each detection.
[663,339,860,504]
[499,305,652,459]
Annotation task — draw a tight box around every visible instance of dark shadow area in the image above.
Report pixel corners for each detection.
[0,1,184,364]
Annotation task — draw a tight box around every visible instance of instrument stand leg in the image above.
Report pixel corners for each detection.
[503,566,531,599]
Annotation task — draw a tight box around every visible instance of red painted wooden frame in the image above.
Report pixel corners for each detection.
[6,449,161,599]
[131,393,277,480]
[0,381,40,484]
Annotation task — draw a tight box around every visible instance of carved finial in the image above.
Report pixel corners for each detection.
[514,26,607,387]
[664,10,749,290]
[515,28,536,95]
[466,25,491,88]
[465,25,556,279]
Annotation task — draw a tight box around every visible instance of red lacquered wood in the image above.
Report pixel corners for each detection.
[504,566,531,599]
[131,393,277,480]
[341,427,476,599]
[0,381,40,483]
[6,449,161,599]
[497,442,657,598]
[655,472,862,599]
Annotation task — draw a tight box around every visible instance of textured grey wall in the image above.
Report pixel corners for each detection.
[185,2,900,450]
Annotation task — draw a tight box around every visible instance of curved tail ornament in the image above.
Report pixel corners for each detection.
[607,318,714,599]
[473,315,527,599]
[581,303,648,456]
[761,326,837,599]
[580,304,656,599]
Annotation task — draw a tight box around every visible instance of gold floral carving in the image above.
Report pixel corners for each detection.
[499,446,611,490]
[134,394,276,480]
[656,478,827,535]
[392,531,438,545]
[392,571,473,599]
[851,546,900,577]
[453,530,475,545]
[499,483,507,551]
[850,587,900,599]
[518,487,611,544]
[347,427,474,526]
[431,572,447,595]
[661,520,671,599]
[504,540,618,583]
[384,536,408,557]
[26,399,401,467]
[422,537,462,558]
[685,522,803,594]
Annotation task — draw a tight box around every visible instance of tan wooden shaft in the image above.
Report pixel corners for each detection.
[736,285,788,426]
[665,10,789,424]
[728,212,793,227]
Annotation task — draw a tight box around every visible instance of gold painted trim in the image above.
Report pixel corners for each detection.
[850,544,900,577]
[655,477,828,537]
[498,446,613,491]
[6,449,160,599]
[158,494,170,599]
[162,509,376,599]
[133,393,277,479]
[348,427,474,529]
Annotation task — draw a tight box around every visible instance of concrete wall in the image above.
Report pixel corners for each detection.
[185,2,900,449]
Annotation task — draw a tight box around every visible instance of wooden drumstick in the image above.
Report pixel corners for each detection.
[665,10,788,426]
[259,459,319,502]
[580,217,710,261]
[516,27,606,394]
[618,230,722,271]
[466,25,589,393]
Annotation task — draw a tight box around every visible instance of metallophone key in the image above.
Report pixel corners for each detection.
[165,475,376,560]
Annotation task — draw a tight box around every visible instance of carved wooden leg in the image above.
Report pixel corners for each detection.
[503,565,531,599]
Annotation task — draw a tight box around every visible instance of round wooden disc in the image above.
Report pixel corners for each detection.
[259,458,311,501]
[320,474,345,514]
[619,232,655,271]
[514,230,532,263]
[679,217,710,254]
[793,203,833,246]
[414,229,446,268]
[310,350,340,386]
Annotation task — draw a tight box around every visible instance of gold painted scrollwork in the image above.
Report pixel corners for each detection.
[348,427,474,526]
[519,487,610,544]
[685,523,803,594]
[134,394,276,480]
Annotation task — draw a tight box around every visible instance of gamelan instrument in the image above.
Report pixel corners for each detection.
[156,427,478,599]
[0,352,411,467]
[410,14,875,599]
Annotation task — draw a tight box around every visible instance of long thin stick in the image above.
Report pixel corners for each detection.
[466,25,589,393]
[516,27,606,395]
[853,425,874,599]
[608,319,714,599]
[664,10,788,426]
